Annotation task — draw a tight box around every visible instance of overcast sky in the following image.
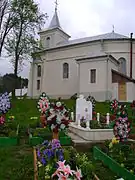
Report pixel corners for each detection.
[0,0,135,78]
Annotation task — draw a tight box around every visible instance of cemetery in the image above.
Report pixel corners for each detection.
[0,92,135,179]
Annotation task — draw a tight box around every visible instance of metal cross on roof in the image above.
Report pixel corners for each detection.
[112,25,115,33]
[55,0,58,12]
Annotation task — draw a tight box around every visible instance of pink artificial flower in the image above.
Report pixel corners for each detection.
[57,160,66,170]
[0,116,5,125]
[52,169,61,178]
[64,165,74,176]
[57,172,68,180]
[74,167,82,180]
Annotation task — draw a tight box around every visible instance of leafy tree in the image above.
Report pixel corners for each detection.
[5,0,47,97]
[0,0,17,56]
[0,0,9,55]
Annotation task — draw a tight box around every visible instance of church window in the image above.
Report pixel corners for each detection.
[37,65,41,77]
[63,63,69,79]
[90,69,96,83]
[118,57,126,75]
[37,80,40,90]
[46,37,50,48]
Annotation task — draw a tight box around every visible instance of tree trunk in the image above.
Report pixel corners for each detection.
[12,57,18,98]
[12,19,23,99]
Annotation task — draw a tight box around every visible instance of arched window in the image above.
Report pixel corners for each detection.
[46,37,50,48]
[118,57,126,75]
[37,65,41,77]
[63,63,69,79]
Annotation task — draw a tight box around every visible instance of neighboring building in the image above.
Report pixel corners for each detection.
[28,8,135,102]
[9,87,27,97]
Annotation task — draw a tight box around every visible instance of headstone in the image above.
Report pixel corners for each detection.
[76,94,92,126]
[86,101,92,120]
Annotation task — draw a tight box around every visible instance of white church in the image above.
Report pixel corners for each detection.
[28,6,135,102]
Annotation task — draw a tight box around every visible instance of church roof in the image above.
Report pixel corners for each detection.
[49,10,61,29]
[58,32,129,46]
[76,52,119,65]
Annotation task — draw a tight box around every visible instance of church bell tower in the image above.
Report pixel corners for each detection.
[38,0,71,49]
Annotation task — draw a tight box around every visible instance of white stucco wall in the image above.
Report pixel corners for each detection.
[78,57,108,101]
[103,40,135,79]
[112,83,118,100]
[41,42,102,98]
[127,82,135,102]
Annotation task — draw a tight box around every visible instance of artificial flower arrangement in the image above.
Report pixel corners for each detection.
[130,100,135,117]
[110,99,119,115]
[52,160,82,180]
[37,139,64,179]
[86,95,96,111]
[0,92,11,125]
[92,111,97,120]
[112,103,131,142]
[46,101,71,139]
[36,139,96,180]
[131,100,135,108]
[37,92,50,114]
[37,92,50,127]
[0,92,18,137]
[113,116,130,142]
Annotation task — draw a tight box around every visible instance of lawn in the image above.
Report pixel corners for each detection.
[0,145,33,180]
[0,98,133,179]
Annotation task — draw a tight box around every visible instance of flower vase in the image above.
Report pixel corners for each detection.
[52,131,59,139]
[40,114,46,128]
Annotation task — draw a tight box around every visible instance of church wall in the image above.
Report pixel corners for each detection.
[127,82,135,102]
[42,57,79,98]
[112,83,118,100]
[46,42,102,61]
[27,62,33,97]
[39,42,102,98]
[103,40,135,79]
[79,58,108,101]
[39,29,69,49]
[108,59,119,100]
[30,63,41,97]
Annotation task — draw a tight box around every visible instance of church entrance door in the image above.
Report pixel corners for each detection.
[118,82,126,101]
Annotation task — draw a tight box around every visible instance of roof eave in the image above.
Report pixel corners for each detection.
[35,38,134,53]
[112,69,135,83]
[38,27,71,38]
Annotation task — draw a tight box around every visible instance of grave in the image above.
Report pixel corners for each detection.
[75,94,92,128]
[69,94,113,141]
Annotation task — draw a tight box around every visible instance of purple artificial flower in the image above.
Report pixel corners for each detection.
[37,149,40,157]
[41,157,46,165]
[52,139,60,144]
[59,155,64,161]
[42,140,49,146]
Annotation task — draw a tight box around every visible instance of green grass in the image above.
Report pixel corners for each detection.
[0,98,133,179]
[0,145,33,180]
